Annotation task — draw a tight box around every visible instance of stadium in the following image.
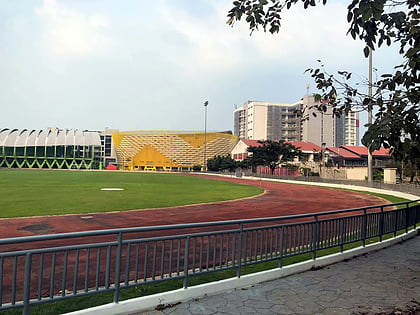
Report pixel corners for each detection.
[0,128,237,171]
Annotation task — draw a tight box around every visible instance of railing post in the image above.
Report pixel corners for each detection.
[236,223,243,278]
[362,209,367,247]
[23,252,32,315]
[183,236,190,289]
[379,206,384,242]
[393,208,399,237]
[113,232,123,304]
[312,215,318,260]
[405,202,409,234]
[278,226,284,268]
[340,218,344,252]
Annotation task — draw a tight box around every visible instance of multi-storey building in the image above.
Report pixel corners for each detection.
[233,95,359,147]
[234,100,302,142]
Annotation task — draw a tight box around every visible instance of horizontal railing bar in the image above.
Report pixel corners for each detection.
[125,228,241,244]
[0,241,118,258]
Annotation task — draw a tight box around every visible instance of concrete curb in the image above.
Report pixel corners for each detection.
[66,229,419,315]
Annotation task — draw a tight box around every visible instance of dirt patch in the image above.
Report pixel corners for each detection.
[17,223,55,234]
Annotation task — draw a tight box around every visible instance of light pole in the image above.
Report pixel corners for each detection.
[203,101,208,171]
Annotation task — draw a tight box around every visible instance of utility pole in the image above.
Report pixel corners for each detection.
[367,48,373,183]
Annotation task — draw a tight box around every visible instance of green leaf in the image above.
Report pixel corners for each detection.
[363,46,370,57]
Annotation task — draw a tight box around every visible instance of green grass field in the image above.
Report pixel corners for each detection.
[0,169,262,218]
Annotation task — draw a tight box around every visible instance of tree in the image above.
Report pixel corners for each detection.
[247,140,301,174]
[207,155,237,172]
[227,0,419,171]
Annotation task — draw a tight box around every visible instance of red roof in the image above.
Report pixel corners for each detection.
[326,147,361,159]
[240,139,264,147]
[241,139,322,152]
[341,146,391,157]
[290,141,322,152]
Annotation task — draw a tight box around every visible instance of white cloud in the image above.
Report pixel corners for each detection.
[35,0,111,56]
[155,0,364,78]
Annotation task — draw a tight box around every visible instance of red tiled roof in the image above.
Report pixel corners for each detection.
[290,141,322,152]
[341,145,391,157]
[326,147,361,159]
[240,139,264,147]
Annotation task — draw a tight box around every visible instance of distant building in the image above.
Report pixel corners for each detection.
[231,139,322,163]
[233,95,359,147]
[326,146,392,168]
[111,130,237,171]
[0,128,237,171]
[0,128,103,169]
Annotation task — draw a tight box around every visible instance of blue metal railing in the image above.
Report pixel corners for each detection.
[0,200,419,314]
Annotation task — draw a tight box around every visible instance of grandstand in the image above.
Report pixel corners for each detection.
[112,130,237,171]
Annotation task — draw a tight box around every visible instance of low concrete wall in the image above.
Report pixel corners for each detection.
[320,167,368,181]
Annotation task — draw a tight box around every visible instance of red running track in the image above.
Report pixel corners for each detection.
[0,175,388,238]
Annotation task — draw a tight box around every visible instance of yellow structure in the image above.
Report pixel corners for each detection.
[112,130,237,171]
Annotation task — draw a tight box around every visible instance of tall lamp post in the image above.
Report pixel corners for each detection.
[203,101,209,171]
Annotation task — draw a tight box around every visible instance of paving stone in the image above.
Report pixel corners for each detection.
[203,296,228,308]
[235,305,258,314]
[243,299,273,309]
[270,304,298,314]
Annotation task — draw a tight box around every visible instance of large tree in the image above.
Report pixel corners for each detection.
[227,0,419,168]
[246,140,301,174]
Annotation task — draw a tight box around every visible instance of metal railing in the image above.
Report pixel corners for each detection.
[237,171,420,196]
[0,200,419,314]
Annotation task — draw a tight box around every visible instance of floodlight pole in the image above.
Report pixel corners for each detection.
[203,101,209,171]
[367,49,373,183]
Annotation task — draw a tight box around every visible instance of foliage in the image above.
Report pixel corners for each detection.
[207,155,238,172]
[227,0,419,169]
[192,164,202,171]
[246,140,301,174]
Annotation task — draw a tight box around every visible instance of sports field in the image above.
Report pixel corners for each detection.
[0,169,262,218]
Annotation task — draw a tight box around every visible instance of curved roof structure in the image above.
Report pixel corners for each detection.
[0,128,101,147]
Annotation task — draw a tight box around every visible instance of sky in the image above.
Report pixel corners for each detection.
[0,0,402,137]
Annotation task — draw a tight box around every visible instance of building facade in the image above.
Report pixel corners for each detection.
[233,96,359,147]
[0,128,103,169]
[0,128,237,171]
[112,130,237,171]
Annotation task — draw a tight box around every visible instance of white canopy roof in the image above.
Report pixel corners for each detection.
[0,128,101,147]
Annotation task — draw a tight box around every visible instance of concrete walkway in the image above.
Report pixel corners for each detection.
[140,235,420,315]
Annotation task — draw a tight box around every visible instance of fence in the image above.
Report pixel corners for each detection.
[240,171,420,196]
[0,200,419,314]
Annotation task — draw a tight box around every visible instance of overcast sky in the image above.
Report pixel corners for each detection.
[0,0,402,137]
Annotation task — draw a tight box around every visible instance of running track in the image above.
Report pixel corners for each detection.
[0,175,388,238]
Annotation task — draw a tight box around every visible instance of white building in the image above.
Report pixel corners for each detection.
[233,95,359,147]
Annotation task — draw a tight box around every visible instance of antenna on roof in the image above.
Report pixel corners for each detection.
[306,84,310,95]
